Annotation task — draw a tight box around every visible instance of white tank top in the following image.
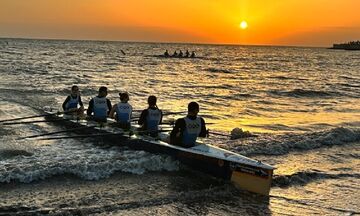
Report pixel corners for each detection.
[65,95,79,110]
[93,97,108,118]
[182,117,202,146]
[116,102,132,123]
[146,108,162,130]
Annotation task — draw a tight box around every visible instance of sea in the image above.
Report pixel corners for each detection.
[0,38,359,215]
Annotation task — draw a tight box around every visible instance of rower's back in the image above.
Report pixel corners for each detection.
[87,86,112,123]
[110,92,132,130]
[138,95,163,137]
[170,102,207,148]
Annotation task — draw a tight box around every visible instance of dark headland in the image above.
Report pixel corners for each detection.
[330,40,360,50]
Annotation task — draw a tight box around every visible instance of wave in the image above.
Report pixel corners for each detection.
[0,149,33,160]
[233,127,360,156]
[205,67,233,74]
[339,83,360,88]
[339,75,356,80]
[246,123,299,132]
[0,148,179,184]
[272,170,360,188]
[198,93,253,102]
[268,89,337,98]
[180,84,234,90]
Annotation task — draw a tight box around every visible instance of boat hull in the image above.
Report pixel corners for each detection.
[44,112,274,196]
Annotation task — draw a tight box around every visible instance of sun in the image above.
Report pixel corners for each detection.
[240,21,248,29]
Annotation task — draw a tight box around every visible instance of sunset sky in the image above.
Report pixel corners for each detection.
[1,0,359,47]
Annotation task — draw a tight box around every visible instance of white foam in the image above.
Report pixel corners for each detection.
[0,141,179,183]
[234,127,360,156]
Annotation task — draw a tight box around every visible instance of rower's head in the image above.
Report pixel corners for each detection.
[71,85,79,96]
[148,95,157,107]
[119,92,129,102]
[98,86,108,97]
[188,102,199,116]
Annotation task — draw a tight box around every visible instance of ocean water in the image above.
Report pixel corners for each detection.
[0,38,359,215]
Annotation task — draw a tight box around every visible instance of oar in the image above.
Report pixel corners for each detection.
[131,117,140,121]
[160,120,175,125]
[207,131,231,138]
[0,110,77,124]
[2,119,66,125]
[17,125,97,140]
[135,129,172,134]
[207,130,258,140]
[38,132,124,140]
[129,111,186,122]
[163,111,186,116]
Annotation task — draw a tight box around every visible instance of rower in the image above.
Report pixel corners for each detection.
[164,50,170,57]
[138,95,163,137]
[170,102,207,148]
[87,86,112,122]
[109,92,132,130]
[185,50,190,57]
[190,51,196,58]
[62,85,84,115]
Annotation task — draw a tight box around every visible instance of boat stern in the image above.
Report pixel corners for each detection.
[230,163,273,196]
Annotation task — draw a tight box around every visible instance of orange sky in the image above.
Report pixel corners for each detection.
[1,0,359,46]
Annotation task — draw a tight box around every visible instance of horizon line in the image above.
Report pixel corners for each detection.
[0,36,328,49]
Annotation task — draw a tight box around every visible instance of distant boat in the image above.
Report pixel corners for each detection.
[151,54,202,59]
[330,41,360,50]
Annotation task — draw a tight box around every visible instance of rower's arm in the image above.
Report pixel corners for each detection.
[199,118,207,137]
[170,118,185,144]
[109,105,117,119]
[106,99,112,115]
[138,109,147,125]
[78,95,84,107]
[62,96,70,111]
[87,99,94,116]
[159,110,163,124]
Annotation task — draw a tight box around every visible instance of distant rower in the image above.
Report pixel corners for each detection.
[170,102,207,148]
[185,50,190,57]
[178,50,183,57]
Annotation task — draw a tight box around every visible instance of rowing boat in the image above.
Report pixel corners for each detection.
[42,109,274,196]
